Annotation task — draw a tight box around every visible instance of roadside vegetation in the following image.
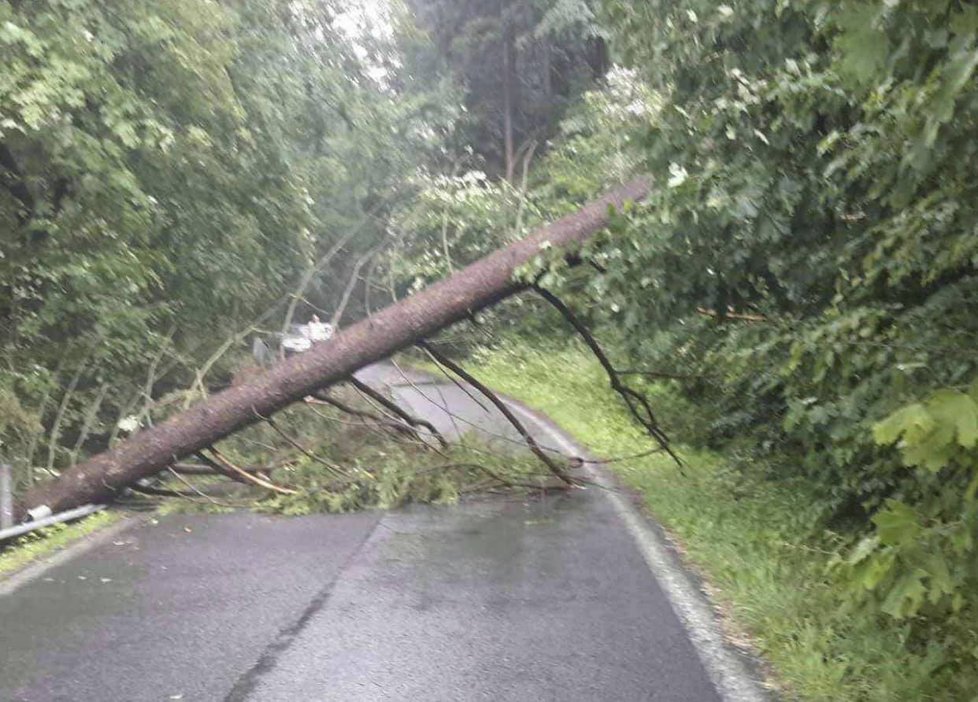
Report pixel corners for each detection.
[0,511,119,578]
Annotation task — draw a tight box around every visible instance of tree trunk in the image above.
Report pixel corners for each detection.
[17,179,649,520]
[502,28,516,182]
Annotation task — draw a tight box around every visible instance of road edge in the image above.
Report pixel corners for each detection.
[503,397,772,702]
[0,515,141,596]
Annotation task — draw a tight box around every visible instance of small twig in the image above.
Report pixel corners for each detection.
[251,410,349,479]
[579,447,665,464]
[303,399,404,430]
[461,462,555,491]
[169,461,281,476]
[617,370,702,381]
[696,307,767,323]
[348,377,449,448]
[166,466,230,506]
[129,484,198,499]
[130,481,232,501]
[309,391,433,444]
[199,449,299,495]
[304,400,450,455]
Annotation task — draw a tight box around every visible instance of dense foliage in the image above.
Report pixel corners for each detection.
[0,0,453,484]
[579,0,978,690]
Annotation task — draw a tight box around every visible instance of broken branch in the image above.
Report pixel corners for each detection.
[534,286,681,467]
[347,377,449,448]
[416,341,577,486]
[199,449,298,495]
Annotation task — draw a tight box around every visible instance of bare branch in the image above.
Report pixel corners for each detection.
[281,221,366,339]
[419,346,491,412]
[249,411,349,479]
[534,286,682,468]
[331,246,381,328]
[387,358,576,458]
[696,307,767,323]
[307,391,430,443]
[199,449,298,495]
[166,466,232,506]
[347,376,449,448]
[129,483,203,500]
[169,461,281,476]
[416,341,577,486]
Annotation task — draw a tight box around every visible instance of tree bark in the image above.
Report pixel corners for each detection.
[16,179,649,520]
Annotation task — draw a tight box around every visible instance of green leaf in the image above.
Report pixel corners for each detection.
[873,500,921,547]
[881,569,927,619]
[873,403,932,447]
[929,389,978,449]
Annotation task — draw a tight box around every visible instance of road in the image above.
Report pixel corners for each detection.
[0,364,766,701]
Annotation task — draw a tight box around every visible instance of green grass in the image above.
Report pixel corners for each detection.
[0,510,121,579]
[467,340,954,701]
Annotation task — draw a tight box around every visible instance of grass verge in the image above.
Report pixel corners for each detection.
[0,510,121,579]
[466,340,954,702]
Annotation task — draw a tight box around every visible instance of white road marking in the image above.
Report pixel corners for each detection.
[506,400,769,702]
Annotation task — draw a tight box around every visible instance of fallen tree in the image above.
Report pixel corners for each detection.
[17,179,650,520]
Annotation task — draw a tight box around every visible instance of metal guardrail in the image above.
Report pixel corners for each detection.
[0,463,105,542]
[0,464,12,530]
[0,504,105,542]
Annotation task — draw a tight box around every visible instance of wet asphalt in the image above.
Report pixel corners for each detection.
[0,364,722,701]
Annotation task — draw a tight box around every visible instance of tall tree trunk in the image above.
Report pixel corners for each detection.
[17,179,650,520]
[502,28,516,182]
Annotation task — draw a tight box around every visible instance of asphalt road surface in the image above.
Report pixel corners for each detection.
[0,364,766,701]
